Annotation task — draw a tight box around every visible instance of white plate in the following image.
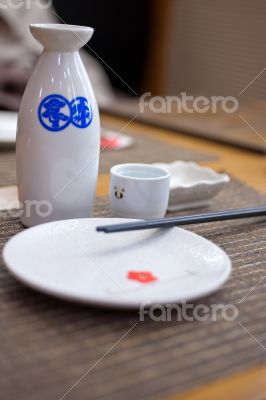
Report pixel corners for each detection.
[3,218,231,309]
[0,111,17,143]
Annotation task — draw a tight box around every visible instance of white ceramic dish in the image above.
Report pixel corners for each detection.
[0,111,17,144]
[154,161,230,211]
[3,218,231,309]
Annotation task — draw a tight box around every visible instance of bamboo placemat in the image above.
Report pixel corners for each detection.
[0,151,17,187]
[0,179,265,400]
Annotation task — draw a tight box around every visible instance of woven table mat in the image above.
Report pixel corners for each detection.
[0,151,17,187]
[0,133,214,187]
[0,179,265,400]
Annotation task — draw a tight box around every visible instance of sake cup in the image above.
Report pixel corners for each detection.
[110,163,170,219]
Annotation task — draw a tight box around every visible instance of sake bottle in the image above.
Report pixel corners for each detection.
[16,24,100,227]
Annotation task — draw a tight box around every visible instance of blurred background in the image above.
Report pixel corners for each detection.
[54,0,266,99]
[0,0,266,151]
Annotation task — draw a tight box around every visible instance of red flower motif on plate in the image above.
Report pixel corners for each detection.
[127,271,158,284]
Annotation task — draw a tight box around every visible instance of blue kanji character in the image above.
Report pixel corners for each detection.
[71,97,93,128]
[38,94,72,132]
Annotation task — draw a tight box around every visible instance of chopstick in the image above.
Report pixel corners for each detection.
[96,206,266,233]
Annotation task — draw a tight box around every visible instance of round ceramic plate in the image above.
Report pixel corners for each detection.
[3,218,231,309]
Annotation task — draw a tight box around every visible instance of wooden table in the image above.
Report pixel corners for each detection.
[99,113,266,400]
[0,112,265,399]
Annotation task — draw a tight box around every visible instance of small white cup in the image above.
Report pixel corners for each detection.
[110,163,170,219]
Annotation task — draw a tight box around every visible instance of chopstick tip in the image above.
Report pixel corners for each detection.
[96,226,106,233]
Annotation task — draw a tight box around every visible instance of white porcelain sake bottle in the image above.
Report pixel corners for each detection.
[16,24,100,227]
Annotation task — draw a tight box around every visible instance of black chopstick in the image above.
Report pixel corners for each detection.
[96,206,266,233]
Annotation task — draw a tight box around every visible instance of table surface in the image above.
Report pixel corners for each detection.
[99,113,266,400]
[0,112,265,399]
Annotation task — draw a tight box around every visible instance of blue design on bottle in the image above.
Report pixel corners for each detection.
[38,94,72,132]
[38,95,93,132]
[71,97,93,128]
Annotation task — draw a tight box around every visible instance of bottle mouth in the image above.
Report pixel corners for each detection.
[30,24,94,51]
[31,23,94,32]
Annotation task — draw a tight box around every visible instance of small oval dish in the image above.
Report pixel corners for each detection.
[153,161,230,211]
